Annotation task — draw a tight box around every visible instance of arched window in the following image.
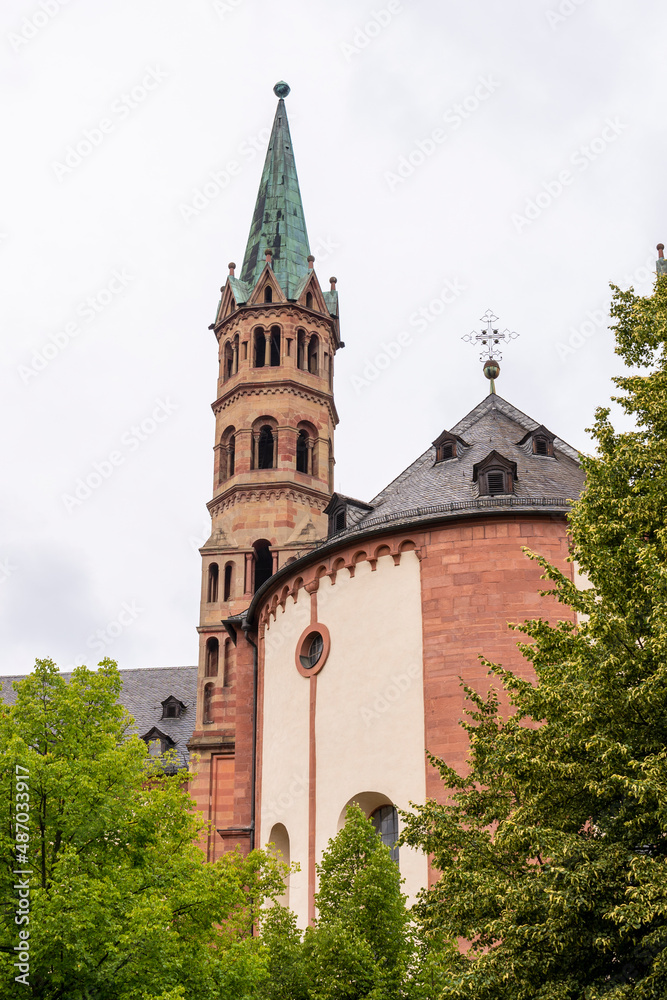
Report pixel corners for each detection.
[203,683,214,723]
[297,329,306,370]
[307,335,319,375]
[207,563,219,603]
[254,328,266,368]
[306,291,313,309]
[533,435,552,456]
[220,427,236,482]
[296,430,309,474]
[253,540,273,592]
[223,563,233,601]
[268,823,291,906]
[257,425,274,469]
[270,326,281,367]
[223,341,234,381]
[264,285,273,303]
[371,804,399,863]
[205,637,219,677]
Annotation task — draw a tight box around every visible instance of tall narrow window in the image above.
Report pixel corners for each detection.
[264,285,273,303]
[371,804,399,863]
[207,563,219,603]
[270,326,281,367]
[306,291,313,309]
[308,336,319,375]
[227,434,235,477]
[223,639,231,685]
[258,426,274,469]
[223,563,233,601]
[203,683,214,723]
[297,330,306,370]
[296,430,309,473]
[223,342,234,381]
[254,329,266,368]
[205,637,219,677]
[253,540,273,592]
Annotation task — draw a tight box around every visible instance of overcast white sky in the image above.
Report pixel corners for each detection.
[2,0,665,675]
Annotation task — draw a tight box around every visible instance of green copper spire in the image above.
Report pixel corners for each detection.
[240,82,311,299]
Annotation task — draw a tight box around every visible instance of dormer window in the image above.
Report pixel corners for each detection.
[517,425,555,458]
[432,429,466,464]
[473,451,517,497]
[161,695,185,720]
[324,493,374,537]
[142,727,175,755]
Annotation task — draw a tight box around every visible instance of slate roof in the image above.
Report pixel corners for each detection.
[331,394,585,539]
[240,95,311,300]
[0,666,197,768]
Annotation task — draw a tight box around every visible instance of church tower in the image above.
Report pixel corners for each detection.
[189,83,341,858]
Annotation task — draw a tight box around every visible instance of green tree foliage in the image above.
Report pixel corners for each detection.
[0,658,282,1000]
[259,804,422,1000]
[401,274,667,999]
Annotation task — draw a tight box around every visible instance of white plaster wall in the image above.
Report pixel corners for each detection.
[315,553,427,909]
[260,551,428,927]
[260,593,311,923]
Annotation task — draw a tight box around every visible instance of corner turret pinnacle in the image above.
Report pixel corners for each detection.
[240,83,311,299]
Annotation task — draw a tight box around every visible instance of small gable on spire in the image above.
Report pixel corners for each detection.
[295,270,328,314]
[247,262,287,307]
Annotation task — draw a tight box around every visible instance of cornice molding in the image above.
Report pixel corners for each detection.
[207,483,331,517]
[212,380,339,425]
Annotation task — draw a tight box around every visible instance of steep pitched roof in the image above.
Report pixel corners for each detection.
[240,94,311,299]
[334,394,585,536]
[0,665,197,768]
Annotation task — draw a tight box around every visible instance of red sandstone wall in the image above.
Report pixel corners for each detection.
[420,515,574,800]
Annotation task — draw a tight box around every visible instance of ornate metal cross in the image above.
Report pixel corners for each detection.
[461,309,520,362]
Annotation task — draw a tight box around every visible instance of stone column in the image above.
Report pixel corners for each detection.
[244,552,254,596]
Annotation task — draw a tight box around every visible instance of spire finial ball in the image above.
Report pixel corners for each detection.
[483,359,500,381]
[274,81,290,98]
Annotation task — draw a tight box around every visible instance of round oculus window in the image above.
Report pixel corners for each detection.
[300,632,324,670]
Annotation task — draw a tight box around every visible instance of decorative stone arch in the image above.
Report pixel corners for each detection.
[371,543,393,571]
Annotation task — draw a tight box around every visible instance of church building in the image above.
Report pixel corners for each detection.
[186,82,586,927]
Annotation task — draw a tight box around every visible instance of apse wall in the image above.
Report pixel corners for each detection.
[259,549,427,927]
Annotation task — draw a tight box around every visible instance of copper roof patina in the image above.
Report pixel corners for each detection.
[240,84,311,300]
